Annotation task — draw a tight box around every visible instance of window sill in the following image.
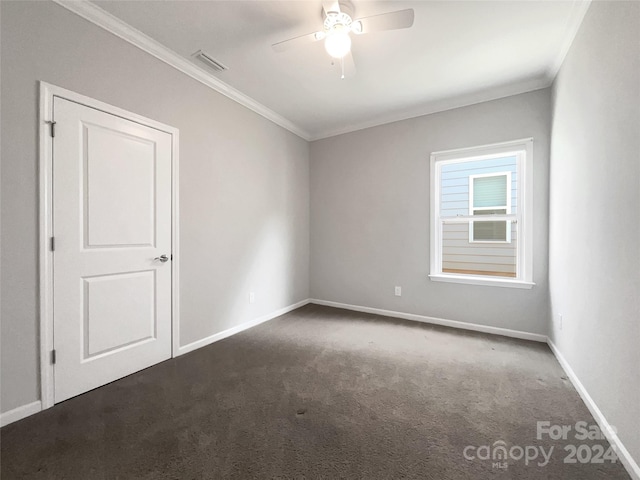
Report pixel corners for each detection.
[428,274,535,289]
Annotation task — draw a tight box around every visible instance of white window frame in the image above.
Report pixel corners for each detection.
[429,138,534,289]
[468,171,512,244]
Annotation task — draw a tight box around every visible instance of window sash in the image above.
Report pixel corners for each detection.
[437,215,520,277]
[468,172,512,243]
[441,214,517,223]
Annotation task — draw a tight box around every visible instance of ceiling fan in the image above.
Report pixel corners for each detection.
[272,0,415,79]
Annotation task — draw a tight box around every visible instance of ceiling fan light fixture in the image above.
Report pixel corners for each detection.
[324,27,351,59]
[272,0,414,79]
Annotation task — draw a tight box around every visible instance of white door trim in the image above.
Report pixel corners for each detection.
[39,82,180,409]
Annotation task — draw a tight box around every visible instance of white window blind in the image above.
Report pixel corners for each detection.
[473,174,508,208]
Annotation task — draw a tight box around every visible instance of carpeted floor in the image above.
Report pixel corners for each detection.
[1,304,630,479]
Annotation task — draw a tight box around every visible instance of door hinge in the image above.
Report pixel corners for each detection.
[48,121,57,138]
[51,349,56,365]
[50,236,55,251]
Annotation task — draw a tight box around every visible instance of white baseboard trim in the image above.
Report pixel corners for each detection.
[1,300,310,427]
[177,299,311,356]
[1,400,42,427]
[5,302,635,480]
[547,339,640,480]
[309,299,547,342]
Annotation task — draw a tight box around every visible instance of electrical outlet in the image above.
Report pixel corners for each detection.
[249,292,255,304]
[394,286,402,297]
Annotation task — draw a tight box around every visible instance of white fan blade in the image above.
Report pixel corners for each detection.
[353,9,414,34]
[333,51,356,79]
[343,51,356,78]
[272,31,325,53]
[323,0,341,16]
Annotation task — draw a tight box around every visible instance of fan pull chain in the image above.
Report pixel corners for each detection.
[341,56,345,80]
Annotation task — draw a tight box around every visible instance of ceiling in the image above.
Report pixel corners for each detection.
[89,0,590,140]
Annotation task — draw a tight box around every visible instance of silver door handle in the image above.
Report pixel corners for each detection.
[154,254,170,263]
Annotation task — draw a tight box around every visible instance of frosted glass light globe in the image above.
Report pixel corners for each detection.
[325,29,351,59]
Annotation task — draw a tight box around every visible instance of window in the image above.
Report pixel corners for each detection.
[429,139,534,288]
[469,172,511,243]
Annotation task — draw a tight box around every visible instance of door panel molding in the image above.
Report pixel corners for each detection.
[39,82,180,409]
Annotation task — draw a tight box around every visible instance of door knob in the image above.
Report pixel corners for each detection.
[154,254,170,263]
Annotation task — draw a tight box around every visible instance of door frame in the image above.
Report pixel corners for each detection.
[39,82,180,409]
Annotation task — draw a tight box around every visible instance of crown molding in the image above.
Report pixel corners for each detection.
[309,78,552,141]
[547,0,592,82]
[52,0,311,141]
[53,0,591,143]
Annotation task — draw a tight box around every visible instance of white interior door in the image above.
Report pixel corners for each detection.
[53,97,173,403]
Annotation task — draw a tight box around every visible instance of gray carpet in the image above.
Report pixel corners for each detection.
[1,304,630,479]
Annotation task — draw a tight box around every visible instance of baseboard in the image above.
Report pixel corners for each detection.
[547,339,640,480]
[1,300,310,427]
[1,400,42,428]
[6,302,635,480]
[177,299,311,356]
[309,299,547,342]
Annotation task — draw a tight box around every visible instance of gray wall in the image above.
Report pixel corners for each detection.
[0,1,309,413]
[310,89,551,335]
[4,7,636,471]
[549,1,640,465]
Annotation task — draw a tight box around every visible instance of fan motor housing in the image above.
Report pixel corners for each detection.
[323,0,355,22]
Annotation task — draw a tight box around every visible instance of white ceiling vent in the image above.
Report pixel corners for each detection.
[192,50,228,72]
